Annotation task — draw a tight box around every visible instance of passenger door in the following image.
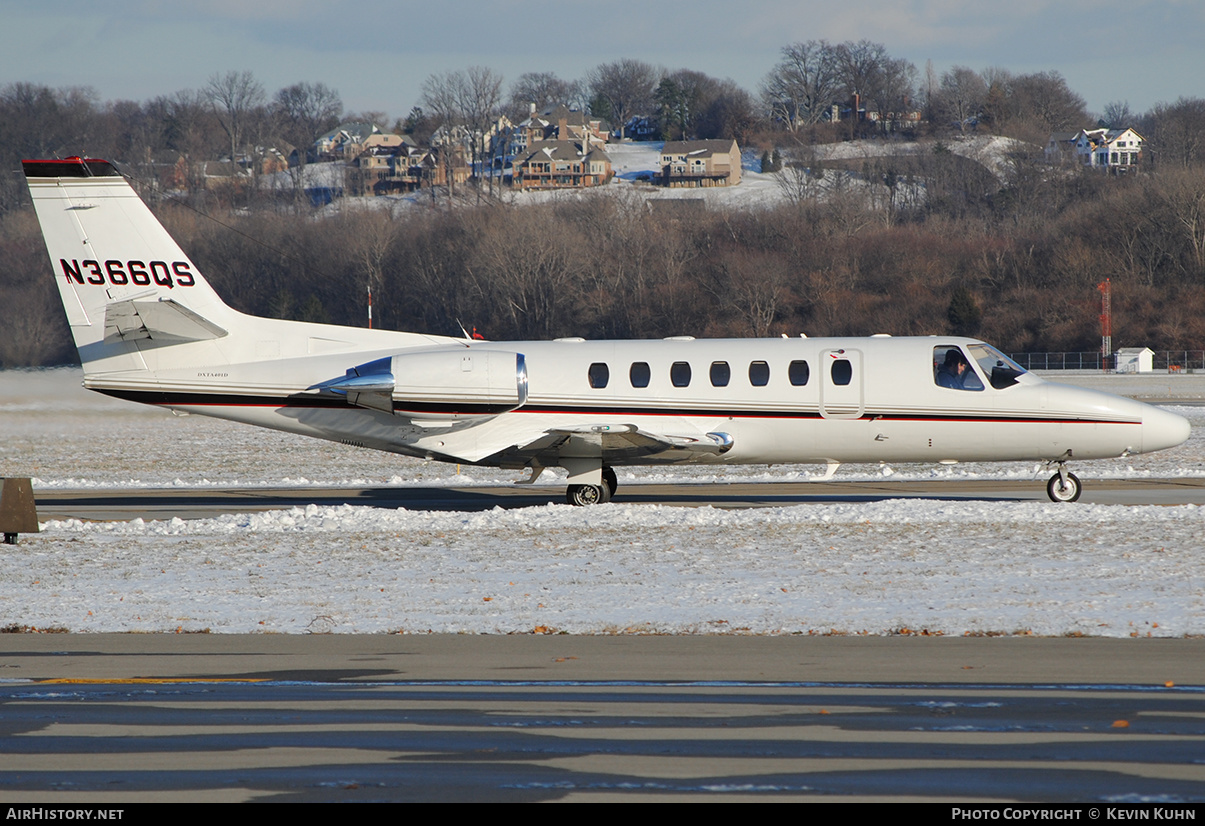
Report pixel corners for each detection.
[819,348,864,419]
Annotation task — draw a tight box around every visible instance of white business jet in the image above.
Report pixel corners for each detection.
[23,157,1191,504]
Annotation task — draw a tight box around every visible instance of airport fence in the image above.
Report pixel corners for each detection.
[1011,351,1205,372]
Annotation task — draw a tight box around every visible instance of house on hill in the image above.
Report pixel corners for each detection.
[314,122,396,161]
[623,115,659,141]
[354,143,469,195]
[658,139,742,187]
[1049,128,1144,171]
[508,105,608,156]
[1045,131,1080,163]
[511,140,613,190]
[1077,127,1144,170]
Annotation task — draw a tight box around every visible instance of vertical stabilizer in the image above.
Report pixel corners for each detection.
[23,158,235,374]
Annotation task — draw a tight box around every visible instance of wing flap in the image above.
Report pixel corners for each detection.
[486,423,734,467]
[549,424,731,457]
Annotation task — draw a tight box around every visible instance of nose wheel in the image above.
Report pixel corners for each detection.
[1046,469,1082,503]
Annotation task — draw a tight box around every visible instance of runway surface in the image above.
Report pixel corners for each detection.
[33,477,1205,521]
[2,635,1204,803]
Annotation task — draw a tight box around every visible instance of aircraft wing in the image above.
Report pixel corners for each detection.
[487,423,733,467]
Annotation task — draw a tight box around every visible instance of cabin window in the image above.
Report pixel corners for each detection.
[748,361,770,386]
[671,361,692,387]
[710,361,730,387]
[588,362,609,389]
[788,360,810,386]
[933,345,984,391]
[630,361,650,388]
[830,359,853,386]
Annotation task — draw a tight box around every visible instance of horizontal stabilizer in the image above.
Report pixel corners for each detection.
[104,298,228,343]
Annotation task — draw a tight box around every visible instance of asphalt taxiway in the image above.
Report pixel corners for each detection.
[31,477,1205,521]
[2,635,1204,803]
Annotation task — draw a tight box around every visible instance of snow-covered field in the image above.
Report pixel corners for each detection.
[2,368,1204,636]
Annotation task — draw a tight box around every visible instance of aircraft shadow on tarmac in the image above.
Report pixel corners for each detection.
[34,481,1035,521]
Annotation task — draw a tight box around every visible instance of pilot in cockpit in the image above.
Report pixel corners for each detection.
[936,348,971,389]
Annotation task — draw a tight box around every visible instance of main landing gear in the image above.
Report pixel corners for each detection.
[565,467,617,506]
[1045,463,1082,503]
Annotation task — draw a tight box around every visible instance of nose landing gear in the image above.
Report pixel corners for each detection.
[1046,463,1082,503]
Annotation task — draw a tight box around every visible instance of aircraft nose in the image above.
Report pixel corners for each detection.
[1142,405,1191,454]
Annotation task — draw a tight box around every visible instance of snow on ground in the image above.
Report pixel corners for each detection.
[9,500,1204,637]
[811,134,1030,182]
[2,368,1204,636]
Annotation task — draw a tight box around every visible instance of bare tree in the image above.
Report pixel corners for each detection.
[588,59,660,139]
[696,79,756,142]
[1157,167,1205,277]
[1009,71,1088,134]
[1141,97,1205,169]
[420,67,504,201]
[1101,100,1133,129]
[506,72,579,121]
[205,71,265,165]
[921,60,940,123]
[761,41,841,132]
[0,83,109,212]
[834,40,887,114]
[723,251,790,336]
[420,71,464,199]
[870,57,918,132]
[457,66,504,200]
[938,66,986,132]
[979,69,1088,141]
[275,82,342,159]
[343,207,402,328]
[775,147,827,206]
[470,206,582,338]
[160,89,220,194]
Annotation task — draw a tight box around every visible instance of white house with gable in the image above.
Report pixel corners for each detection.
[1075,128,1144,170]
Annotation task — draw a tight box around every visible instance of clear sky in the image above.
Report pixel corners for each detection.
[4,0,1202,122]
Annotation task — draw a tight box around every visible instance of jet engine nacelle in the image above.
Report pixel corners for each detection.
[330,348,528,420]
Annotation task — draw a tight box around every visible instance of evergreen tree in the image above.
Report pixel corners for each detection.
[947,284,982,337]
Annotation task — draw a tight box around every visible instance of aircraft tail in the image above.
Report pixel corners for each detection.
[23,158,236,375]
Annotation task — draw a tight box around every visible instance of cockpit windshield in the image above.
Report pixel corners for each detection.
[933,344,1025,392]
[966,343,1026,389]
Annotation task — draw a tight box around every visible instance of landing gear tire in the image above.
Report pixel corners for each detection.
[602,467,618,500]
[566,483,611,506]
[1046,471,1082,503]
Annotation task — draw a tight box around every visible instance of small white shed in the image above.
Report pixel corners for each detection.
[1115,347,1154,373]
